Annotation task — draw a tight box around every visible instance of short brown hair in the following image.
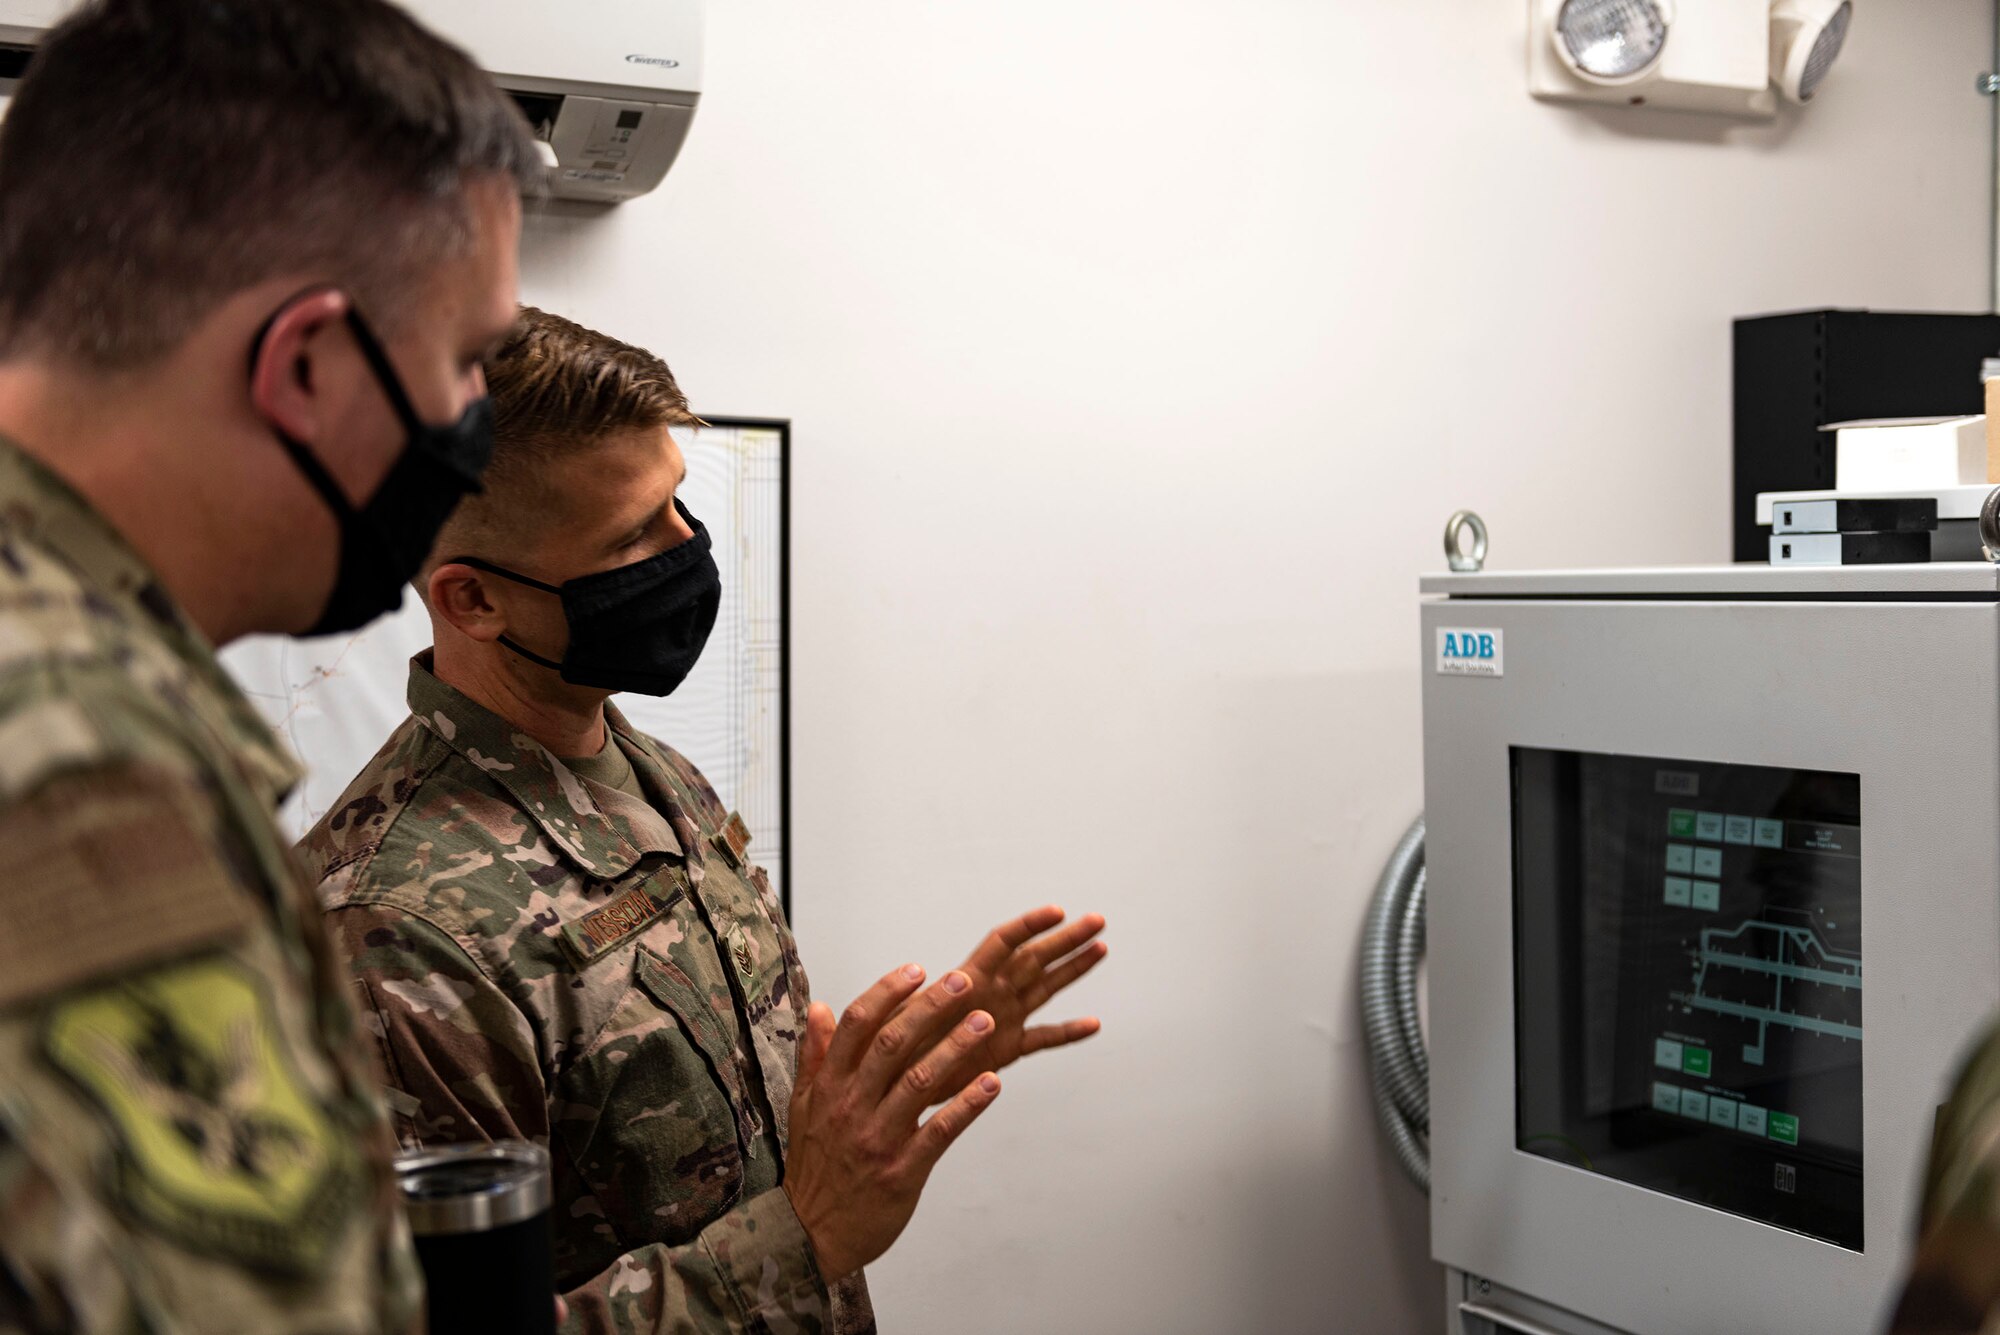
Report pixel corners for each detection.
[490,304,697,433]
[433,306,698,556]
[486,305,698,477]
[0,0,544,367]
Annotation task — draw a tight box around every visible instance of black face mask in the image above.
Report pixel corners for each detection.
[451,499,722,697]
[255,303,494,637]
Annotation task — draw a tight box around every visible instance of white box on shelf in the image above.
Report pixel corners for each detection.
[1832,417,1988,492]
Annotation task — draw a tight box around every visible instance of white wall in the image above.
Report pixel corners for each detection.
[515,5,1993,1331]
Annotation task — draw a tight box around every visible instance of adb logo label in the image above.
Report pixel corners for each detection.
[1436,627,1504,678]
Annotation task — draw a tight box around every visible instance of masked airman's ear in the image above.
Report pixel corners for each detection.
[246,286,353,459]
[423,561,507,643]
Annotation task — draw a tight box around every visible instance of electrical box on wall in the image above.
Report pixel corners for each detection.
[1528,0,1779,118]
[0,0,704,204]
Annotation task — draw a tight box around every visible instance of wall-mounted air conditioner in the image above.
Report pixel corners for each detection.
[0,0,704,203]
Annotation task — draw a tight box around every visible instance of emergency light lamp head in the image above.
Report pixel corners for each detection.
[1769,0,1852,103]
[1552,0,1672,85]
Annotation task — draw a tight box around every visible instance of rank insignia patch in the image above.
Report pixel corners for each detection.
[41,957,360,1275]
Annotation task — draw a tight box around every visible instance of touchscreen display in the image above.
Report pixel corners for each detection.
[1512,748,1862,1249]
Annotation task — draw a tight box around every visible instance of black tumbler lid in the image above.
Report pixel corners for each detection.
[395,1141,551,1236]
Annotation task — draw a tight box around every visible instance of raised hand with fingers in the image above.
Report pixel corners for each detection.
[781,963,1006,1283]
[936,905,1108,1081]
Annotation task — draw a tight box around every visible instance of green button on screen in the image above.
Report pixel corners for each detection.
[1669,810,1697,838]
[1769,1113,1799,1145]
[1682,1046,1712,1077]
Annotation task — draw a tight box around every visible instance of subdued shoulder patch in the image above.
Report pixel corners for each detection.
[0,765,255,1008]
[560,881,676,966]
[41,956,360,1275]
[716,811,752,869]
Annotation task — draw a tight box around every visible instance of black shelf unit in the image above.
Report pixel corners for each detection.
[1733,310,2000,561]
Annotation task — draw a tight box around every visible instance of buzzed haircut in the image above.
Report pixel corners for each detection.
[432,306,698,555]
[0,0,545,368]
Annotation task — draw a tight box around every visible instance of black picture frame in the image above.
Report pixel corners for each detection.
[694,415,791,919]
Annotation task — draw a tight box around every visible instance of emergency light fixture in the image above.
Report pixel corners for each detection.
[1769,0,1852,103]
[1529,0,1850,118]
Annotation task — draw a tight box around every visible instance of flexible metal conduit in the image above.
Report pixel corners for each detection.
[1361,815,1430,1192]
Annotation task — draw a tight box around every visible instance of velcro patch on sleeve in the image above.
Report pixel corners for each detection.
[40,956,361,1276]
[717,811,752,868]
[0,765,255,1008]
[560,882,672,965]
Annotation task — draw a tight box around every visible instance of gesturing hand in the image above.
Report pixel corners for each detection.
[938,905,1107,1082]
[782,964,1004,1282]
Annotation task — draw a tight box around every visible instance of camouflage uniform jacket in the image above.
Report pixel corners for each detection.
[1891,1018,2000,1333]
[0,441,422,1334]
[303,657,872,1335]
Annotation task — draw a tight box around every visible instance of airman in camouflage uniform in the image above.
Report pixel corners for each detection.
[302,307,1109,1334]
[0,1,537,1328]
[304,657,858,1333]
[0,443,423,1333]
[1889,1023,2000,1333]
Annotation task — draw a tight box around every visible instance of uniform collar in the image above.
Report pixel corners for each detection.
[0,438,302,800]
[605,704,723,883]
[405,653,682,879]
